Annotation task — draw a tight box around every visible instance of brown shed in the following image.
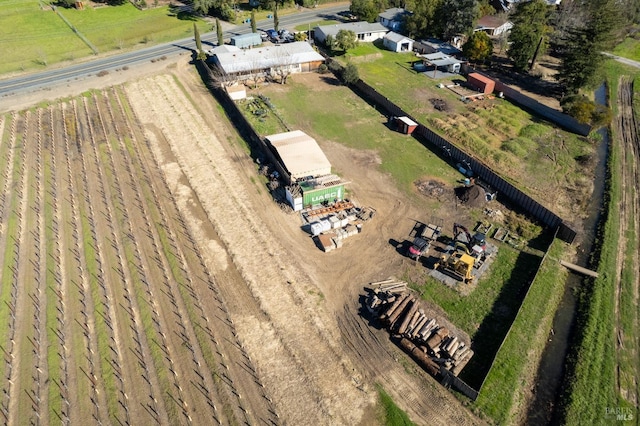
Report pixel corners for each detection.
[467,73,495,95]
[396,116,418,134]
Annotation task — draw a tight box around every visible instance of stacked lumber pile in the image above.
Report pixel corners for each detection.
[366,279,473,377]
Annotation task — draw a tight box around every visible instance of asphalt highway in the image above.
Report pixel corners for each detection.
[0,4,347,97]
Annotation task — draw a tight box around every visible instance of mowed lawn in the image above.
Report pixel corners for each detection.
[0,0,208,75]
[259,75,461,195]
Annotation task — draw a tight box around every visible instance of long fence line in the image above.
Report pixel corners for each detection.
[337,60,577,243]
[477,228,556,394]
[51,5,99,55]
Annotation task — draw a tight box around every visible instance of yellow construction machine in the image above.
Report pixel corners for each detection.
[435,249,475,283]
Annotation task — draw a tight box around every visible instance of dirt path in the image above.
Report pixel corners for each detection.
[614,76,640,407]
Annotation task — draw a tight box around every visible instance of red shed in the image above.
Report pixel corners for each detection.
[396,116,418,134]
[467,73,495,95]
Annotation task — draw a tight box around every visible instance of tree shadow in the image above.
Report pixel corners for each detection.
[319,75,342,85]
[177,10,197,21]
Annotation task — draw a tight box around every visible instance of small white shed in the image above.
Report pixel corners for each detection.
[225,84,246,100]
[383,32,414,52]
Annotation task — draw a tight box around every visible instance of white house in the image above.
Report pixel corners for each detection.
[383,32,414,52]
[210,42,324,83]
[377,8,411,32]
[313,22,388,44]
[474,15,513,37]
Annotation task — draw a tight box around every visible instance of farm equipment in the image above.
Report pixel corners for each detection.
[453,223,486,253]
[435,248,476,283]
[408,237,430,261]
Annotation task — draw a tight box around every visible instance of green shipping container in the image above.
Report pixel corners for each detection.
[302,184,345,207]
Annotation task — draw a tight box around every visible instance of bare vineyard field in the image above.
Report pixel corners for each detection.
[0,87,287,425]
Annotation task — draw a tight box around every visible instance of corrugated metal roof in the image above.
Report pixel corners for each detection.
[266,130,332,180]
[314,22,388,39]
[207,45,241,55]
[421,52,461,66]
[214,42,324,74]
[384,31,413,43]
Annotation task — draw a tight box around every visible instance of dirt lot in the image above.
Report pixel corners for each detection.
[0,57,486,425]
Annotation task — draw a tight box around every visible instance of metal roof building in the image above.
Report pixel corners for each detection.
[313,22,388,44]
[213,42,324,75]
[230,32,263,48]
[383,31,414,52]
[266,130,332,181]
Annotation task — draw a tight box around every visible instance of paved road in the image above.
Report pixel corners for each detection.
[0,4,347,98]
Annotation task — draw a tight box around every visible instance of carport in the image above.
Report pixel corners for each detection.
[419,53,462,79]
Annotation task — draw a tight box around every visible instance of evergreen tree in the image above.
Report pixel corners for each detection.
[335,30,358,52]
[350,0,380,23]
[251,9,257,33]
[194,23,207,60]
[216,18,224,46]
[404,0,442,38]
[434,0,479,41]
[507,0,550,71]
[342,62,360,85]
[193,0,215,14]
[557,0,621,92]
[325,35,335,54]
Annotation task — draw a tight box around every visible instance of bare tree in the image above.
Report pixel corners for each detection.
[268,48,297,84]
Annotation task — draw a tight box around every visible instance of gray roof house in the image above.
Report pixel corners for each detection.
[211,42,324,82]
[377,8,411,32]
[383,31,414,52]
[313,22,388,44]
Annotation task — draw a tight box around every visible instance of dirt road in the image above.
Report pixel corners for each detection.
[613,76,640,407]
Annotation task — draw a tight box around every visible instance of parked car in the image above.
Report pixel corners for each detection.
[278,29,294,42]
[266,29,279,42]
[337,10,357,21]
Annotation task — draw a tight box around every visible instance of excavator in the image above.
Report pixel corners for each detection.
[453,223,486,255]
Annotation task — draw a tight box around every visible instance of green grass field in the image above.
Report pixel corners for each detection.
[556,60,640,426]
[0,1,209,74]
[474,238,570,424]
[612,36,640,62]
[258,76,461,196]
